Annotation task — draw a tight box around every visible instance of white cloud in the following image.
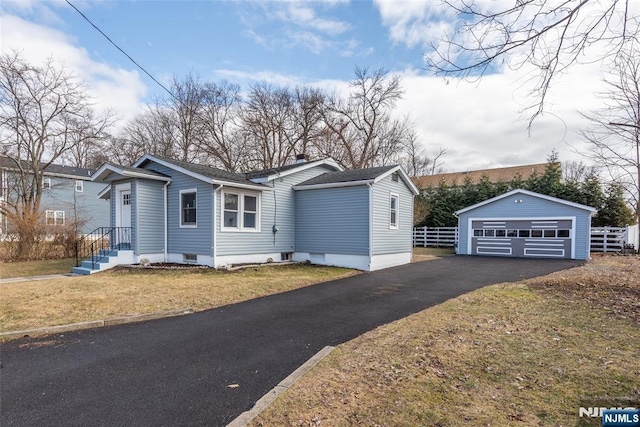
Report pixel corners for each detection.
[393,58,609,171]
[1,14,148,126]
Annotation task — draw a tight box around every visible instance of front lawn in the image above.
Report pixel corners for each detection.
[253,256,640,426]
[0,258,76,279]
[0,264,356,333]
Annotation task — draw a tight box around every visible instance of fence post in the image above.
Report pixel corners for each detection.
[603,228,608,252]
[423,227,427,247]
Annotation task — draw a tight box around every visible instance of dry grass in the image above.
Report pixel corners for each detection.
[412,247,456,262]
[0,258,77,278]
[253,256,640,427]
[0,264,356,333]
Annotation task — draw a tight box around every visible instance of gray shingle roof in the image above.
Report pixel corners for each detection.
[114,164,170,179]
[296,165,397,186]
[245,160,325,180]
[0,156,95,178]
[144,155,258,186]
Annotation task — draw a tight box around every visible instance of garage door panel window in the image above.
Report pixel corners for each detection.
[474,228,571,238]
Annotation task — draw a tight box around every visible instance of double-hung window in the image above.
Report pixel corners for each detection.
[222,191,260,231]
[390,193,399,229]
[75,180,84,192]
[42,177,51,189]
[46,210,65,226]
[180,189,197,227]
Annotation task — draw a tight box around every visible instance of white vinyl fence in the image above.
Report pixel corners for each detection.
[413,225,639,252]
[412,227,459,248]
[590,225,638,252]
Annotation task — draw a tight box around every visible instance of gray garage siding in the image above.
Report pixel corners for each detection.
[141,162,212,256]
[371,174,414,255]
[136,179,165,254]
[457,192,592,260]
[216,165,336,256]
[295,186,369,255]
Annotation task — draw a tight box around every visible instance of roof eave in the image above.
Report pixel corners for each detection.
[250,158,343,183]
[374,166,420,195]
[293,179,375,191]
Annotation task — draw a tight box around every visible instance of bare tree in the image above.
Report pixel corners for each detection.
[562,160,599,182]
[197,81,249,172]
[428,0,638,124]
[581,48,640,238]
[243,82,297,169]
[0,51,109,258]
[62,108,115,168]
[164,73,205,162]
[319,67,407,169]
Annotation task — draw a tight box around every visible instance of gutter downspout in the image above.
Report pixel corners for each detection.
[163,181,169,262]
[213,184,224,268]
[368,182,373,271]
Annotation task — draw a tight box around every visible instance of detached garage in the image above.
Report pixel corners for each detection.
[454,189,597,260]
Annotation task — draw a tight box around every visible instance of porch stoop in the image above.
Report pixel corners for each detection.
[72,249,135,275]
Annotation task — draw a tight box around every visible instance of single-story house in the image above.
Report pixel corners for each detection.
[73,154,418,274]
[454,189,597,260]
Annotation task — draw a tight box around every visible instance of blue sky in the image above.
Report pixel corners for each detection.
[1,0,615,171]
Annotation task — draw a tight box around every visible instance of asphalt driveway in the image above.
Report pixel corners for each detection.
[0,256,583,426]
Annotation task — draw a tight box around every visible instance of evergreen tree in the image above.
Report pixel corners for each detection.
[596,183,636,227]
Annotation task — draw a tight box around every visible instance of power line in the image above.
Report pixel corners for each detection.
[65,0,176,100]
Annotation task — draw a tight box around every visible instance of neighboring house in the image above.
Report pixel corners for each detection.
[77,154,418,274]
[455,189,597,260]
[413,163,550,189]
[0,156,110,235]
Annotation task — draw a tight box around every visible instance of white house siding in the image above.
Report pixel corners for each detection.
[135,179,165,255]
[295,186,370,256]
[39,176,110,233]
[140,162,213,258]
[457,192,592,260]
[215,165,337,260]
[371,174,414,256]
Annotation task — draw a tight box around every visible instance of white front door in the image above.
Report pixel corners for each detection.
[116,188,132,248]
[119,190,131,228]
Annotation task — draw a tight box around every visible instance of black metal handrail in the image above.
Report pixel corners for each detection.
[75,227,132,269]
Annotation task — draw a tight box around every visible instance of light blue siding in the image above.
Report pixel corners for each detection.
[371,174,414,255]
[216,165,337,256]
[295,186,370,255]
[457,192,593,260]
[141,162,212,256]
[38,176,110,233]
[135,179,165,254]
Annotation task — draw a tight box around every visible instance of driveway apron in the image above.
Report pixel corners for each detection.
[0,256,583,426]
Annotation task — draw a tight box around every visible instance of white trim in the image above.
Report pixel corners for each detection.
[294,179,375,191]
[75,180,84,192]
[368,183,373,259]
[97,185,111,199]
[454,189,597,216]
[133,154,266,191]
[389,192,399,229]
[220,189,261,232]
[91,163,171,183]
[179,188,198,228]
[114,183,131,230]
[249,158,343,183]
[373,166,420,195]
[163,181,169,262]
[42,177,51,189]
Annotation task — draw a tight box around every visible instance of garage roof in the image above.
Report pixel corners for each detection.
[454,189,598,216]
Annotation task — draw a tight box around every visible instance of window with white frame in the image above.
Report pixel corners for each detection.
[222,190,260,231]
[180,189,197,227]
[46,210,65,226]
[75,180,83,192]
[389,193,399,229]
[42,177,51,189]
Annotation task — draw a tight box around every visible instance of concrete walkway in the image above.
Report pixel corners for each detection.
[0,273,75,284]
